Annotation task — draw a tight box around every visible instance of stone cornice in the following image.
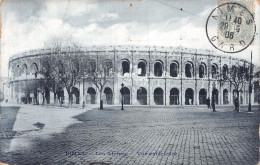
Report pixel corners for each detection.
[9,45,249,64]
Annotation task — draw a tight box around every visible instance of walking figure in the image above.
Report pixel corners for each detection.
[234,98,238,111]
[212,96,216,112]
[206,97,211,109]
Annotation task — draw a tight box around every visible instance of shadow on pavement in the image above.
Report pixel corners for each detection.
[0,106,20,155]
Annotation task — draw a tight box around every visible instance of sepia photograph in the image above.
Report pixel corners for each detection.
[0,0,259,164]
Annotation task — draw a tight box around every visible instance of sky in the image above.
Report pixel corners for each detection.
[1,0,260,77]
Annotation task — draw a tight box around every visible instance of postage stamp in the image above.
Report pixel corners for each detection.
[206,0,256,53]
[217,0,255,45]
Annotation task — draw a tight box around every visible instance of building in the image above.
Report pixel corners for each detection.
[7,45,258,106]
[0,77,9,102]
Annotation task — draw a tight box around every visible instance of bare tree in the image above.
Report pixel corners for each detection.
[223,63,249,112]
[40,49,65,106]
[42,36,88,106]
[86,54,113,110]
[19,79,45,105]
[248,65,260,111]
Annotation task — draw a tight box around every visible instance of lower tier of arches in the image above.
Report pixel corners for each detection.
[7,79,259,106]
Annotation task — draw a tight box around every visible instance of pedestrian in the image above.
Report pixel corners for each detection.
[234,98,238,111]
[212,96,216,112]
[206,97,211,109]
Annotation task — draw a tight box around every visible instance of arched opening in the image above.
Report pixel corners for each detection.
[122,60,130,76]
[222,65,228,79]
[103,60,113,76]
[21,64,28,76]
[154,88,164,105]
[121,87,130,105]
[31,63,38,78]
[199,89,207,105]
[170,88,179,105]
[199,63,207,78]
[137,87,147,105]
[223,89,229,105]
[211,64,218,79]
[72,60,79,74]
[185,88,194,105]
[87,60,96,73]
[154,61,163,77]
[72,87,80,104]
[185,63,193,78]
[104,87,113,105]
[212,89,219,105]
[170,62,178,77]
[14,65,21,77]
[87,87,96,104]
[138,61,146,76]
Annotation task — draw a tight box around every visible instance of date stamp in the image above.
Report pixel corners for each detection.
[206,0,256,53]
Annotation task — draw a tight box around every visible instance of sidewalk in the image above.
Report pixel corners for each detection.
[0,103,98,152]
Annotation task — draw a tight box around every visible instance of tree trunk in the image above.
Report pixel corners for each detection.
[34,91,37,105]
[237,91,240,112]
[34,90,39,105]
[42,92,45,105]
[54,92,57,104]
[59,97,62,107]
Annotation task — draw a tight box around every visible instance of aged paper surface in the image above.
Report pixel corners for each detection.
[0,0,259,164]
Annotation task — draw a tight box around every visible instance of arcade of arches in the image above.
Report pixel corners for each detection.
[9,50,256,106]
[16,83,251,106]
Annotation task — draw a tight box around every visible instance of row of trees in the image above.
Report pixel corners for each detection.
[220,53,259,112]
[20,37,112,109]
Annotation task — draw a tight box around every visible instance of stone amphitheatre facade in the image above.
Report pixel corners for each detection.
[8,45,257,106]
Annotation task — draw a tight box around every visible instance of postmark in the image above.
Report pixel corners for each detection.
[206,1,256,53]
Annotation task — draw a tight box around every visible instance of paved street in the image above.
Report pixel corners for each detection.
[0,104,259,165]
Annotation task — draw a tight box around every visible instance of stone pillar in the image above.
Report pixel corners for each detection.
[148,78,151,105]
[165,83,169,106]
[196,89,199,105]
[50,91,54,104]
[132,86,138,105]
[64,89,68,105]
[11,83,14,103]
[96,87,101,105]
[163,82,166,106]
[114,82,118,105]
[182,88,186,105]
[150,87,155,106]
[39,92,43,105]
[219,83,222,105]
[229,84,232,106]
[80,80,85,106]
[18,89,21,104]
[252,89,255,104]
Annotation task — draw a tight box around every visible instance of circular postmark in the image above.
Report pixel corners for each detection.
[206,2,256,53]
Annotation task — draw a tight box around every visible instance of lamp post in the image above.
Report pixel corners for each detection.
[82,72,86,108]
[212,82,216,112]
[248,51,252,112]
[121,83,124,110]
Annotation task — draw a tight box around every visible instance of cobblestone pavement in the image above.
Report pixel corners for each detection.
[0,105,259,165]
